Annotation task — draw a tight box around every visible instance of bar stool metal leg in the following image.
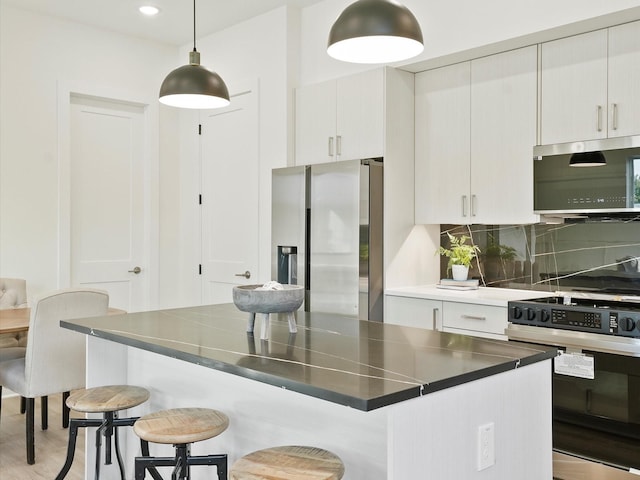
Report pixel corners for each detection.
[94,422,104,480]
[55,419,87,480]
[114,422,126,480]
[135,454,177,480]
[56,415,147,480]
[139,441,164,480]
[135,449,227,480]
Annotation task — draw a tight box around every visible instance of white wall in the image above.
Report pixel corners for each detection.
[167,7,299,307]
[0,4,298,309]
[0,3,176,302]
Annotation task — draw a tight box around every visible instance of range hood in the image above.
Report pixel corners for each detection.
[533,135,640,220]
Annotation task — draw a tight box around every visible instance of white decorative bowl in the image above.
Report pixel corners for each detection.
[232,284,304,340]
[232,284,304,314]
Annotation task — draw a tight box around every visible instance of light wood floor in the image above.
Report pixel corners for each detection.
[0,393,84,480]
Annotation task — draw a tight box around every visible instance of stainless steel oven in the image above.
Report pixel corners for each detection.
[506,296,640,480]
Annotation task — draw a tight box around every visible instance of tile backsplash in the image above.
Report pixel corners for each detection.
[441,220,640,295]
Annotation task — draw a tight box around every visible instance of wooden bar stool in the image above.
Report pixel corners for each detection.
[55,385,152,480]
[229,445,345,480]
[133,407,229,480]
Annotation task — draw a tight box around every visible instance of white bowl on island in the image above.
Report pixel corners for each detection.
[232,283,304,340]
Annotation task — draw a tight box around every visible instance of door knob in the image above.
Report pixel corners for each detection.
[128,266,142,274]
[235,270,251,279]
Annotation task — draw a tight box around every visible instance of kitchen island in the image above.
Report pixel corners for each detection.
[62,303,556,480]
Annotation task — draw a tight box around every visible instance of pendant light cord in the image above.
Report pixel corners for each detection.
[192,0,197,52]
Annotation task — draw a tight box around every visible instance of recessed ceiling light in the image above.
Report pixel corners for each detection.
[139,5,160,16]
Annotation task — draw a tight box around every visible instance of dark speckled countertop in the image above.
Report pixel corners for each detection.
[61,303,556,411]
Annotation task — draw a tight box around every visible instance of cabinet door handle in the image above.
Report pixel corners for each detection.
[596,105,603,132]
[462,195,468,217]
[336,135,342,156]
[328,136,334,156]
[471,195,477,217]
[612,103,618,131]
[461,314,486,321]
[432,308,440,331]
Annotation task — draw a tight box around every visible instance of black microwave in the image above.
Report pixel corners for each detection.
[533,136,640,214]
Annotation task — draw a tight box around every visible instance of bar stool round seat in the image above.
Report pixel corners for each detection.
[229,445,345,480]
[66,384,150,413]
[55,385,151,480]
[133,408,229,480]
[133,407,229,444]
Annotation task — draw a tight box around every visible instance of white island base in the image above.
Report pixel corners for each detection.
[84,335,552,480]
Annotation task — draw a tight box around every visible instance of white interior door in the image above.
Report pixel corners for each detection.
[70,95,147,311]
[200,85,259,304]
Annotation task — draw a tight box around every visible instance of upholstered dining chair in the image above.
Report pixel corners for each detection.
[0,288,109,464]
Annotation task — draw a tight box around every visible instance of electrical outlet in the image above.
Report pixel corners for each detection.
[477,422,495,471]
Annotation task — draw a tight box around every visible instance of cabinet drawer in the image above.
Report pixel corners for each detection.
[442,302,507,336]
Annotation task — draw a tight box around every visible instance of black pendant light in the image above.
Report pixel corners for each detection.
[569,151,606,167]
[159,0,230,109]
[327,0,424,64]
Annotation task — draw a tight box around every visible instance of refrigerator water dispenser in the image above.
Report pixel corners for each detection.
[277,246,298,285]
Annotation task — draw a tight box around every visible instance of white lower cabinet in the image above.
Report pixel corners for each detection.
[384,295,442,330]
[385,294,508,340]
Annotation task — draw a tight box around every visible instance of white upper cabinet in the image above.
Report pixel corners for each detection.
[470,45,538,225]
[295,68,384,165]
[415,61,471,224]
[608,21,640,138]
[295,81,337,165]
[541,21,640,144]
[336,69,384,161]
[415,46,538,225]
[541,30,608,144]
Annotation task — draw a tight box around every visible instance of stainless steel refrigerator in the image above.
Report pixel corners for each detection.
[271,159,383,321]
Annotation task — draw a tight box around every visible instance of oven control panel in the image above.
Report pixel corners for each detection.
[508,299,640,339]
[550,308,601,330]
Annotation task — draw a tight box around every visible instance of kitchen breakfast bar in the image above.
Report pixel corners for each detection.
[61,304,556,480]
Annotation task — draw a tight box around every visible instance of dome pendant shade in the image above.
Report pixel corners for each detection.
[159,51,230,109]
[569,151,607,167]
[328,0,423,64]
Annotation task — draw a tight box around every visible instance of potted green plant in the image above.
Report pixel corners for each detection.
[437,232,481,281]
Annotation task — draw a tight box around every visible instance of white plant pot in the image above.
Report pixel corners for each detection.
[451,264,469,281]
